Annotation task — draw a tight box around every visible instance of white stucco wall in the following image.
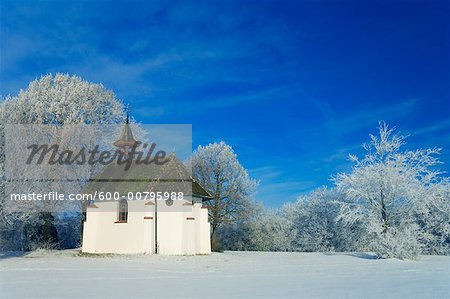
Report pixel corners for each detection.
[82,198,211,255]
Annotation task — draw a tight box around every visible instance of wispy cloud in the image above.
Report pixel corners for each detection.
[322,98,417,136]
[412,118,450,137]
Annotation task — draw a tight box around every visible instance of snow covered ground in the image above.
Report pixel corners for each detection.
[1,250,449,298]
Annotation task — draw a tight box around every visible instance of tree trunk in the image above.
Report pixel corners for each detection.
[210,179,222,252]
[79,201,88,247]
[380,189,388,234]
[211,224,220,252]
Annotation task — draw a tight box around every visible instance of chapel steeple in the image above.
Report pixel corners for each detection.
[113,113,140,156]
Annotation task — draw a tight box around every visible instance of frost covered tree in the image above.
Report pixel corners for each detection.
[220,188,364,253]
[0,73,126,250]
[247,207,295,251]
[334,122,443,259]
[0,73,124,125]
[218,201,264,251]
[220,201,295,252]
[188,141,257,251]
[416,179,450,255]
[284,188,366,252]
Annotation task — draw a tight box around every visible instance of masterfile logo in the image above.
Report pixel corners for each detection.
[3,123,193,212]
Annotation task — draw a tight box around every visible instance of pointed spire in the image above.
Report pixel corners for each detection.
[113,110,140,151]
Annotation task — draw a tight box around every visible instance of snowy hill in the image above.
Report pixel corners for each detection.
[1,250,449,298]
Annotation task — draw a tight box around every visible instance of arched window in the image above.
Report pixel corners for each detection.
[118,199,128,222]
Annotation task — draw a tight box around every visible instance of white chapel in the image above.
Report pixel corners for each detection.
[82,119,212,255]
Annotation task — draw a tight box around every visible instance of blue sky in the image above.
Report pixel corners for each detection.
[1,0,449,206]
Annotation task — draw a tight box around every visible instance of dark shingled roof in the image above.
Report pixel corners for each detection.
[84,154,212,199]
